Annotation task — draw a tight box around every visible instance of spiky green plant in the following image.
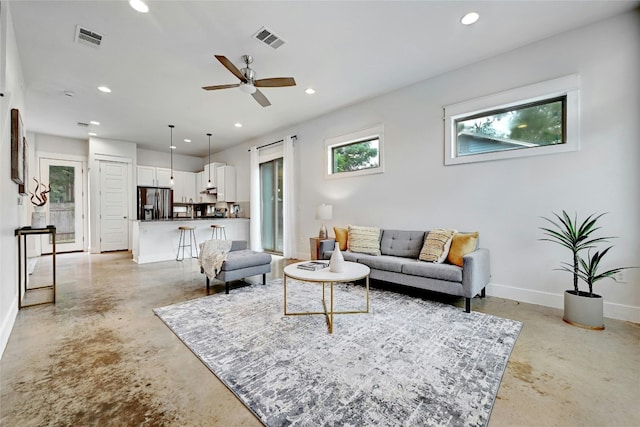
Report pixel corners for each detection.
[559,247,635,296]
[539,211,612,293]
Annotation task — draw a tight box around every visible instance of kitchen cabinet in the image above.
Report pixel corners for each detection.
[137,166,172,187]
[203,162,225,188]
[173,171,197,203]
[196,171,216,203]
[216,165,236,202]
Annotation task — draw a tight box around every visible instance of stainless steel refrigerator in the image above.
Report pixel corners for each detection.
[137,186,173,220]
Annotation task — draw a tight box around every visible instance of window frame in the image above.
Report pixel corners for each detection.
[324,124,384,179]
[444,75,580,165]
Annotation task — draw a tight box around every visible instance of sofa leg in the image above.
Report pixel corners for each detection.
[225,282,229,294]
[480,287,486,298]
[262,273,266,286]
[206,276,210,292]
[465,297,471,313]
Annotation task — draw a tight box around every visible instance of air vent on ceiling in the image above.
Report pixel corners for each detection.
[253,26,286,49]
[76,122,89,127]
[75,25,103,48]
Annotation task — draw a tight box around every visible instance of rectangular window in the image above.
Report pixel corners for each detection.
[325,125,384,179]
[444,75,580,165]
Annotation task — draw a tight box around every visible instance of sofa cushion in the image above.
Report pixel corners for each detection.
[348,225,381,256]
[334,226,348,251]
[220,250,272,271]
[356,254,407,273]
[402,259,463,282]
[341,250,359,262]
[419,228,457,263]
[380,230,425,258]
[447,232,479,267]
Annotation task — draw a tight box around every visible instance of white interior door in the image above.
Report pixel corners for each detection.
[39,158,85,254]
[100,161,129,252]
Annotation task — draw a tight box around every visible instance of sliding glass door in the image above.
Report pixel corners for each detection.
[260,158,283,254]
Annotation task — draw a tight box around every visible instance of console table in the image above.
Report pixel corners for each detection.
[15,226,56,308]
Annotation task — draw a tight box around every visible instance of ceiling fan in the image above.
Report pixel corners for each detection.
[202,55,296,107]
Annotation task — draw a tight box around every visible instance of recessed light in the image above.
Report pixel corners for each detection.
[97,86,111,93]
[88,132,97,136]
[234,123,243,128]
[129,0,149,13]
[184,139,191,143]
[90,120,100,125]
[305,88,316,95]
[170,145,177,150]
[461,12,479,26]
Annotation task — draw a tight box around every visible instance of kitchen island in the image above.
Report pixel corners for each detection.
[131,218,249,264]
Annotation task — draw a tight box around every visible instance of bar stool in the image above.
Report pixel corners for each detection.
[210,224,227,240]
[176,226,199,261]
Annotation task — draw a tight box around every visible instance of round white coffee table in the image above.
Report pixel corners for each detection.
[283,261,370,333]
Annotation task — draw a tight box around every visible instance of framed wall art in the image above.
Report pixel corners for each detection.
[18,136,29,195]
[11,108,24,185]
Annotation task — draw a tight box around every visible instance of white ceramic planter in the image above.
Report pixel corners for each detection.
[31,206,46,229]
[563,290,605,330]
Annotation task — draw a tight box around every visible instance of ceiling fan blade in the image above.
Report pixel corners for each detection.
[215,55,246,82]
[252,89,271,107]
[202,83,240,91]
[254,77,297,88]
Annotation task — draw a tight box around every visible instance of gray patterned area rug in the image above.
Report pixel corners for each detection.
[154,279,522,426]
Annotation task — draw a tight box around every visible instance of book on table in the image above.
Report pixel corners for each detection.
[297,261,329,271]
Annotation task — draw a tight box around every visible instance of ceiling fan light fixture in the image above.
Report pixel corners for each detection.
[461,12,480,26]
[239,82,257,94]
[129,0,149,13]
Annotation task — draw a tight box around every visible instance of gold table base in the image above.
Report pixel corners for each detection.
[284,275,370,334]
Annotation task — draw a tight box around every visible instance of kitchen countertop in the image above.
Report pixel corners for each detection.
[136,217,249,222]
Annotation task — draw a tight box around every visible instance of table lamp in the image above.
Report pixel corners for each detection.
[316,204,332,239]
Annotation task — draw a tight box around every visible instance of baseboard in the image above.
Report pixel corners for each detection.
[0,296,19,359]
[487,282,640,323]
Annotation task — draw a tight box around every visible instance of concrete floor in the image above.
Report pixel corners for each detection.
[1,251,638,426]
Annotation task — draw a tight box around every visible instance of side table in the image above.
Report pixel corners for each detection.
[15,226,56,308]
[309,237,335,260]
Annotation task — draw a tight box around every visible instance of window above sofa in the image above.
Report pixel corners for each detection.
[444,74,580,165]
[324,124,384,179]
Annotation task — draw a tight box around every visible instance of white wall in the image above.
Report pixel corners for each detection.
[137,147,204,172]
[0,2,28,356]
[216,11,640,322]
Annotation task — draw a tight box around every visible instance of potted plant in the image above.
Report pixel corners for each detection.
[540,210,634,330]
[29,178,50,229]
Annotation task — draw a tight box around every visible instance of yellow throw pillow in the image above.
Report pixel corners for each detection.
[447,232,479,267]
[347,225,381,255]
[333,227,348,251]
[419,228,457,263]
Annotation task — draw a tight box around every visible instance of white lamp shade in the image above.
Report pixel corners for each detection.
[316,204,333,221]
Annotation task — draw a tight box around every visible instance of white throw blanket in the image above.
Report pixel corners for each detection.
[199,239,233,279]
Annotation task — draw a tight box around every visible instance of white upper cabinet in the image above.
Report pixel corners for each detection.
[216,165,236,202]
[203,162,225,188]
[137,166,171,187]
[173,171,197,203]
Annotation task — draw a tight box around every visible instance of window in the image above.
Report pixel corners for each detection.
[325,125,384,179]
[444,75,580,165]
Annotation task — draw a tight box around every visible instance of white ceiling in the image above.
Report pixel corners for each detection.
[8,1,638,157]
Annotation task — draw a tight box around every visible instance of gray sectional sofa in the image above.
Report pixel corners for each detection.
[319,229,490,312]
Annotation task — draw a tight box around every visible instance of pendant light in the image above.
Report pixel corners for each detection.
[207,133,212,188]
[169,124,175,186]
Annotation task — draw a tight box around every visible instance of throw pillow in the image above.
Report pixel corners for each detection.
[347,225,381,255]
[447,232,479,267]
[419,228,457,263]
[333,226,348,251]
